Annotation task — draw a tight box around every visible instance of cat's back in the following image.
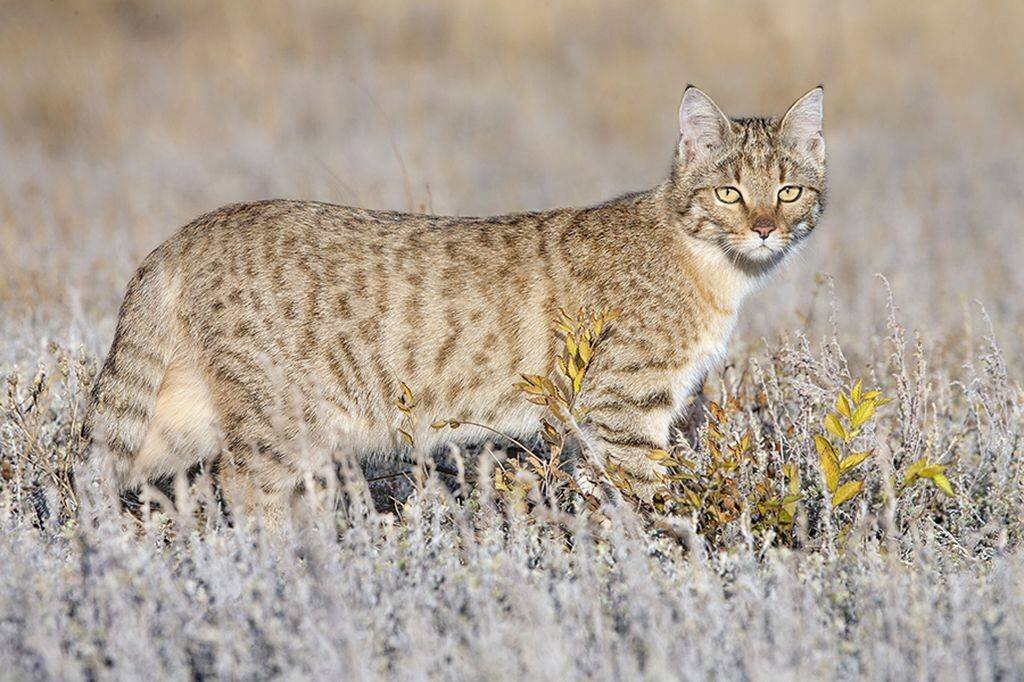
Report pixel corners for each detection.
[159,199,422,265]
[152,198,579,280]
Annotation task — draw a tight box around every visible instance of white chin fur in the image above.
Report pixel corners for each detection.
[740,238,786,260]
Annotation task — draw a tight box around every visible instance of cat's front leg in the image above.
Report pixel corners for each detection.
[579,374,676,504]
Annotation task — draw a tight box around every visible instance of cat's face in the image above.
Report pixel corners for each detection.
[670,87,826,272]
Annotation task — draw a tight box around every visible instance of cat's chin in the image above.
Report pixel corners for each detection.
[726,243,791,277]
[743,243,782,260]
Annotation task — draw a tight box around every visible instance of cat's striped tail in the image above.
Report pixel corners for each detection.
[83,257,178,488]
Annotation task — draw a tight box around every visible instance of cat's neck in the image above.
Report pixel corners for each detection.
[647,183,766,313]
[681,235,762,314]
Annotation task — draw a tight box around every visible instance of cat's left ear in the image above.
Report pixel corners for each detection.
[780,86,825,163]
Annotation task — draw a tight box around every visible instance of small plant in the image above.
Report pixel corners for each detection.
[2,344,96,521]
[815,379,954,512]
[653,404,749,529]
[815,379,891,509]
[653,399,801,545]
[517,306,619,416]
[899,457,954,497]
[516,307,620,497]
[750,462,802,537]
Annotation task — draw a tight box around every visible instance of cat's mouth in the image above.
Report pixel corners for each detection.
[741,238,788,260]
[718,235,793,276]
[705,230,794,275]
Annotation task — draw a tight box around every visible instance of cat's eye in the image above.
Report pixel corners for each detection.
[714,187,742,204]
[777,185,803,202]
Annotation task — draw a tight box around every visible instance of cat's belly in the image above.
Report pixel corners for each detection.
[321,386,546,463]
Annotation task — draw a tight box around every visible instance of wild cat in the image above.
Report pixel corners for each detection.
[85,86,825,521]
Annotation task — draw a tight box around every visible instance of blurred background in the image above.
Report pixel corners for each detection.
[1,0,1022,373]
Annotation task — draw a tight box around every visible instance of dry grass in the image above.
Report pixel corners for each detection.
[1,2,1023,679]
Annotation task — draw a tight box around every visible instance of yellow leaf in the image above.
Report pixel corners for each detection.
[851,379,863,404]
[649,449,670,461]
[822,461,840,493]
[836,392,852,419]
[685,489,702,509]
[739,430,752,453]
[401,382,414,405]
[785,464,801,495]
[862,390,882,401]
[824,413,848,442]
[919,464,946,479]
[516,380,543,395]
[931,473,954,497]
[850,401,877,429]
[840,450,871,472]
[430,420,448,429]
[832,480,863,507]
[566,334,578,357]
[815,435,840,492]
[398,429,414,446]
[814,434,835,458]
[903,457,927,484]
[519,374,544,391]
[578,337,592,364]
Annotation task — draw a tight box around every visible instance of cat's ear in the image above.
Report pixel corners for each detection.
[780,86,825,163]
[678,86,731,165]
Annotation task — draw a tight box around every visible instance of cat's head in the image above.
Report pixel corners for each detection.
[667,86,826,273]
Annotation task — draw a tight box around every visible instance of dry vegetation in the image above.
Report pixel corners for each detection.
[1,1,1023,679]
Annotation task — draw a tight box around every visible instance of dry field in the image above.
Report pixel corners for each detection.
[1,2,1023,679]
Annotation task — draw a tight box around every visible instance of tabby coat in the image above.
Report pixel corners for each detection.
[86,86,826,518]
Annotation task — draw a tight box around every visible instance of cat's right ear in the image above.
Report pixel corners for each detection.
[678,86,731,165]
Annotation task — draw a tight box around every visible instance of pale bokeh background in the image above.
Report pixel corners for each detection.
[2,0,1022,370]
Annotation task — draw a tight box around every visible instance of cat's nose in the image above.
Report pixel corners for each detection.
[751,216,776,239]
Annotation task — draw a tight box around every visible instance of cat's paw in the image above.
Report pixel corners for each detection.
[575,456,668,508]
[608,456,670,506]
